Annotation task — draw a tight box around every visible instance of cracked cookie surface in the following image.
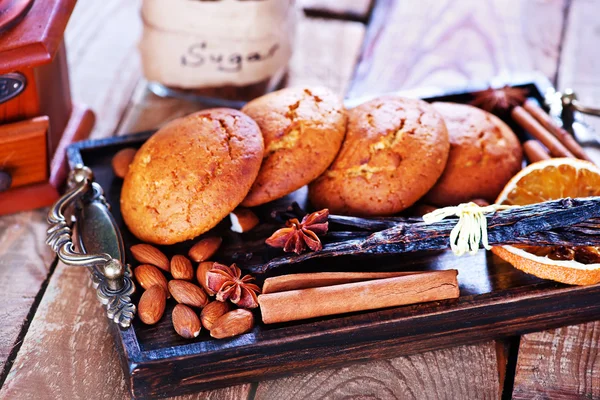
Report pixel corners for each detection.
[120,108,264,244]
[309,96,449,216]
[424,102,523,206]
[240,87,347,207]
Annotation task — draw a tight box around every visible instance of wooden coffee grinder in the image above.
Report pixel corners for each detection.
[0,0,94,216]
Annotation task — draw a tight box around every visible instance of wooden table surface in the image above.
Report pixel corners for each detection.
[1,0,600,398]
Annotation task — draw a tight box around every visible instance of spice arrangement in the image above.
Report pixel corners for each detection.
[130,233,465,334]
[131,239,261,339]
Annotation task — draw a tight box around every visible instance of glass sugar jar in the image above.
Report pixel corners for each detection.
[139,0,297,107]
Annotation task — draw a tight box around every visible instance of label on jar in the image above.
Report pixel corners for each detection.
[139,0,296,88]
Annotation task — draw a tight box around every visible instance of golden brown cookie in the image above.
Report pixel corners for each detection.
[424,102,523,206]
[308,96,449,216]
[240,87,347,207]
[120,108,264,245]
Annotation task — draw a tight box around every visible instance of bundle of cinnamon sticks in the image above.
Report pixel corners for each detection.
[513,100,592,163]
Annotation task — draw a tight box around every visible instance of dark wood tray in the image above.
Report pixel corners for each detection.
[67,75,600,399]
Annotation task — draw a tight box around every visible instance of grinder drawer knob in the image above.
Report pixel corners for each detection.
[0,169,11,192]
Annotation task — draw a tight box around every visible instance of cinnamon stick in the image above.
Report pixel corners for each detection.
[258,270,459,324]
[523,140,551,163]
[511,106,574,158]
[263,271,428,294]
[523,100,592,162]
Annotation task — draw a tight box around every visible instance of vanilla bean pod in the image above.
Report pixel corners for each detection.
[247,197,600,274]
[327,215,412,231]
[220,231,369,262]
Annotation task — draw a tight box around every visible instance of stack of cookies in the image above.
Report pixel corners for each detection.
[120,86,523,245]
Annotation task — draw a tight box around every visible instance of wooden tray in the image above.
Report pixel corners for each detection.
[66,76,600,399]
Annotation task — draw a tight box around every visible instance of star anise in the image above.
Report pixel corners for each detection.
[207,263,261,309]
[265,209,329,254]
[470,86,528,114]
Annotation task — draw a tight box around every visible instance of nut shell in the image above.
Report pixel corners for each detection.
[210,309,255,339]
[229,208,260,233]
[168,280,208,308]
[170,255,194,280]
[172,304,201,339]
[197,261,216,295]
[138,285,167,325]
[134,264,169,295]
[201,301,232,330]
[188,237,222,262]
[112,147,137,178]
[130,244,170,272]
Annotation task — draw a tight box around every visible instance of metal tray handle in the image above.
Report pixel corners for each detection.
[46,166,136,328]
[561,89,600,118]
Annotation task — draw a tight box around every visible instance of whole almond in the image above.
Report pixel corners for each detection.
[138,285,166,325]
[229,208,260,233]
[172,304,201,339]
[196,261,216,295]
[171,255,194,280]
[134,264,169,296]
[188,237,222,262]
[131,244,169,272]
[470,198,490,207]
[201,301,232,330]
[112,147,137,178]
[210,309,254,339]
[168,280,208,308]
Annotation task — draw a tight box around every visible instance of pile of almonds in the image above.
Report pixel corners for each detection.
[132,237,258,339]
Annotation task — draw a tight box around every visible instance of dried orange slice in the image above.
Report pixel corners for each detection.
[492,158,600,285]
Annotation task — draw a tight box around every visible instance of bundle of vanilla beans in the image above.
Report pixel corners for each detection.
[219,197,600,274]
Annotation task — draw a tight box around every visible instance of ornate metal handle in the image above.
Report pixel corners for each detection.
[560,89,600,118]
[46,166,136,328]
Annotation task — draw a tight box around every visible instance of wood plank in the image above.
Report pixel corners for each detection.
[348,0,567,98]
[255,343,500,400]
[512,323,600,399]
[556,0,600,162]
[116,79,201,134]
[513,1,600,398]
[0,211,55,373]
[300,0,373,21]
[285,18,365,95]
[65,0,142,139]
[0,262,251,400]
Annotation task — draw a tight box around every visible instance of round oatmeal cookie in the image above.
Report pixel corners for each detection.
[308,96,450,216]
[424,102,523,206]
[120,108,264,245]
[240,86,347,207]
